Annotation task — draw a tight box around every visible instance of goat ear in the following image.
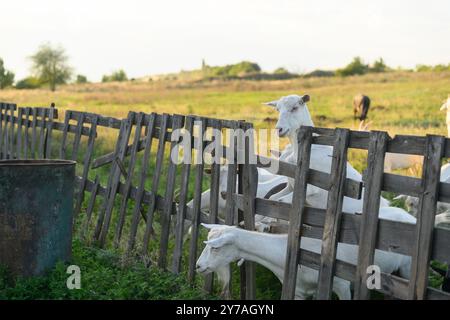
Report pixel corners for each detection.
[440,103,448,111]
[262,100,279,108]
[201,223,222,230]
[393,195,407,201]
[301,94,310,104]
[204,233,234,248]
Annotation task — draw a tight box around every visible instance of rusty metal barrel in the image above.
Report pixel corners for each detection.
[0,160,76,276]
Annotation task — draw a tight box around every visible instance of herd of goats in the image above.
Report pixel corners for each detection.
[188,93,450,299]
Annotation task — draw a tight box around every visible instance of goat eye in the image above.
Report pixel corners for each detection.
[291,107,298,112]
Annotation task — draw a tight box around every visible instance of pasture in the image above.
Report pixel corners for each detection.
[1,71,450,299]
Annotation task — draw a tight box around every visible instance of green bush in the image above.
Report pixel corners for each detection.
[336,57,370,77]
[303,69,335,78]
[416,63,450,72]
[75,74,88,84]
[0,58,15,89]
[15,77,42,89]
[102,70,128,82]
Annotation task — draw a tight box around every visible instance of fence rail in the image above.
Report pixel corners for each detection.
[0,102,449,300]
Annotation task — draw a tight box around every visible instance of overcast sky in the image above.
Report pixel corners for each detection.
[1,0,450,82]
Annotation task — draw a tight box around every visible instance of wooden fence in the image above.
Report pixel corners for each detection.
[0,101,449,300]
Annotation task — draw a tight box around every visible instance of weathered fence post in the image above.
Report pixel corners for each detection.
[281,125,313,300]
[316,128,350,300]
[354,131,389,300]
[241,121,258,300]
[188,118,207,283]
[172,116,194,273]
[127,113,156,254]
[204,119,222,292]
[159,114,184,269]
[408,135,445,299]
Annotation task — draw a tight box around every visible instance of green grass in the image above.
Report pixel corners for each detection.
[1,71,449,299]
[0,239,217,300]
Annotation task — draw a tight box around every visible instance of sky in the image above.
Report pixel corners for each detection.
[1,0,450,82]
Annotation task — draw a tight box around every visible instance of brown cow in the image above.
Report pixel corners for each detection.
[353,94,370,121]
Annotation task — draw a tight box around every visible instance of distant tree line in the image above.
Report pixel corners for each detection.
[2,47,450,91]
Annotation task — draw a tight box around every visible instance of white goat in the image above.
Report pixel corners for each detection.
[358,120,423,173]
[440,95,450,137]
[394,163,450,226]
[263,94,392,215]
[196,223,412,300]
[185,143,291,232]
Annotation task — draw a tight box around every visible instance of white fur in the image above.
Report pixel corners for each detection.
[440,96,450,137]
[358,120,423,172]
[265,94,393,216]
[196,224,412,300]
[395,163,450,220]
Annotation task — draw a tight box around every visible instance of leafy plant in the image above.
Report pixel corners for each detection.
[0,58,15,89]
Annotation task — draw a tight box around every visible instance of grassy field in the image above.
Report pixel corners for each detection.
[1,71,449,135]
[1,71,449,299]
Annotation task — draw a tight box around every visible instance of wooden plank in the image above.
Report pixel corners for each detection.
[316,128,350,300]
[44,104,56,158]
[81,175,101,240]
[23,108,31,159]
[91,128,172,169]
[98,112,135,247]
[37,108,46,158]
[16,108,23,159]
[256,154,362,200]
[9,104,15,159]
[354,131,389,300]
[114,112,145,248]
[59,110,71,159]
[408,135,445,300]
[172,116,194,273]
[0,103,3,157]
[158,114,184,269]
[71,112,85,161]
[74,115,98,217]
[127,113,156,253]
[296,247,450,300]
[142,114,170,254]
[204,120,222,292]
[234,194,450,263]
[281,126,313,300]
[92,117,130,242]
[241,122,257,300]
[3,104,10,159]
[30,107,38,159]
[188,118,207,283]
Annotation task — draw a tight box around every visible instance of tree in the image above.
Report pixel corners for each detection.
[336,57,369,77]
[370,58,388,73]
[30,43,72,91]
[102,69,128,82]
[274,67,289,74]
[0,58,15,89]
[15,77,42,89]
[76,74,88,84]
